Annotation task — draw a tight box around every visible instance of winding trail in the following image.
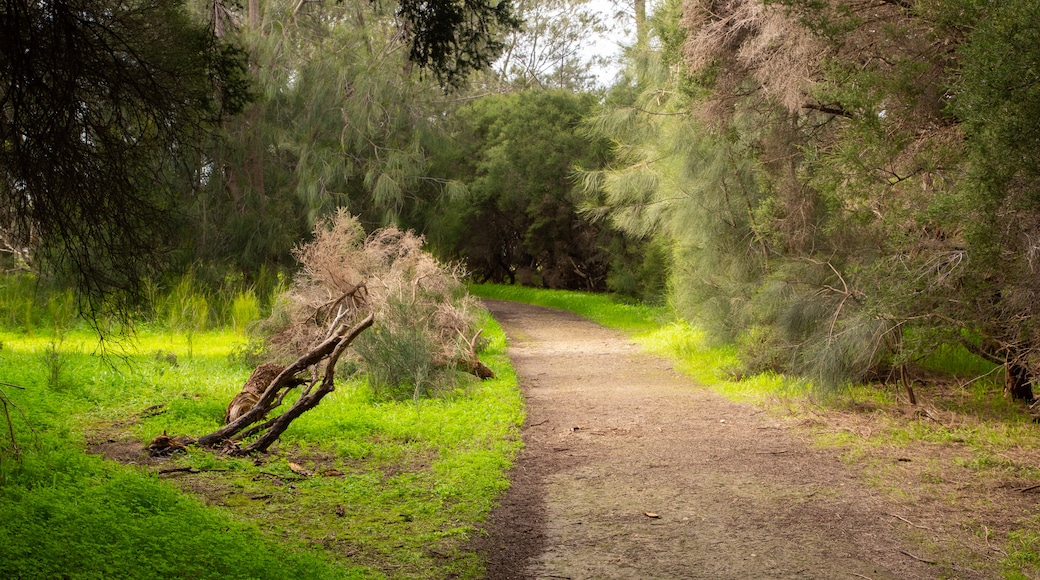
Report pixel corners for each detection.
[476,299,943,580]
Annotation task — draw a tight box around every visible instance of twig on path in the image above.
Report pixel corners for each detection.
[851,573,874,580]
[900,549,937,564]
[158,466,200,475]
[755,450,788,455]
[983,525,1008,556]
[889,513,932,530]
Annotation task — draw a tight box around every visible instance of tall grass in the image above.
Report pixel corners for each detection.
[0,274,46,333]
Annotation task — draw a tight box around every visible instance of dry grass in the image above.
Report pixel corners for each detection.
[768,380,1040,576]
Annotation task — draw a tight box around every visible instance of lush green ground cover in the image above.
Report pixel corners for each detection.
[0,311,522,579]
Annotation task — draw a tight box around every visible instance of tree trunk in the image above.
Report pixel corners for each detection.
[958,338,1035,402]
[900,364,917,406]
[1005,362,1034,401]
[634,0,647,51]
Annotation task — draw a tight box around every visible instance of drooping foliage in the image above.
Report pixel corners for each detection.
[0,0,250,317]
[585,0,1040,395]
[1,0,520,316]
[183,0,520,287]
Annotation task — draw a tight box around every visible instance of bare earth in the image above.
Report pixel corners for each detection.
[475,299,950,580]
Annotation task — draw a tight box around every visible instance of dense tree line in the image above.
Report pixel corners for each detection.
[586,0,1040,397]
[1,0,520,314]
[7,0,1040,398]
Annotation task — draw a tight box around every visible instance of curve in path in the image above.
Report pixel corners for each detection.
[476,299,944,580]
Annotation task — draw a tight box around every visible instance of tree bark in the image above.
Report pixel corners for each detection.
[958,338,1035,401]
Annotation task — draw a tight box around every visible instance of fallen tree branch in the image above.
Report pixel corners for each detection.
[888,513,932,530]
[236,313,375,455]
[900,550,937,564]
[195,314,372,448]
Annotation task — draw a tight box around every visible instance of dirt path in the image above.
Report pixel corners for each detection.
[475,299,950,580]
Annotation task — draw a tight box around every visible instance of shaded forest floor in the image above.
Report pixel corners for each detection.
[474,299,1040,579]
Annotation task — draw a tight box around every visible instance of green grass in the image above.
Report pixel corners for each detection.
[470,283,666,334]
[0,311,523,579]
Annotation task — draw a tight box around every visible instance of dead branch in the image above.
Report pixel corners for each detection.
[316,283,367,328]
[451,328,495,380]
[223,363,307,425]
[899,550,937,564]
[803,103,853,118]
[156,465,198,476]
[237,313,374,454]
[888,513,932,530]
[0,382,35,455]
[196,314,372,448]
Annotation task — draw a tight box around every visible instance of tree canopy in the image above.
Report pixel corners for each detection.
[579,0,1040,397]
[0,0,250,316]
[7,0,1040,399]
[0,0,520,317]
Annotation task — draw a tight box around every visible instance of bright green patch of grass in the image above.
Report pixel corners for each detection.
[0,446,352,580]
[0,310,522,579]
[470,283,665,334]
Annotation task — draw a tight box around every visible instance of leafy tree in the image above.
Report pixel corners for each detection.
[584,0,1040,398]
[398,0,522,89]
[935,0,1040,398]
[0,0,250,317]
[1,0,520,315]
[430,90,620,290]
[585,0,962,390]
[185,0,521,288]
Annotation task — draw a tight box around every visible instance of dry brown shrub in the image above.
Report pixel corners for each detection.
[683,0,823,119]
[254,209,483,398]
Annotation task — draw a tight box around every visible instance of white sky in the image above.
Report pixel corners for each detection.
[583,0,637,86]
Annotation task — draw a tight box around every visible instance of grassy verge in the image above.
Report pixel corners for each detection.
[0,311,522,579]
[470,283,1040,578]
